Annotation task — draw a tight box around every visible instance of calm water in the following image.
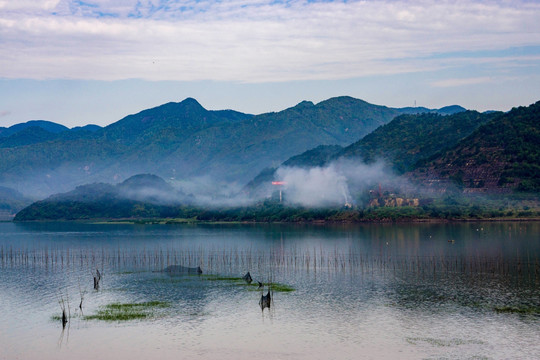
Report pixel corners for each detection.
[0,221,539,360]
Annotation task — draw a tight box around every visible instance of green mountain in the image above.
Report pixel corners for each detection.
[151,97,405,180]
[282,144,344,168]
[396,104,466,116]
[14,174,184,220]
[1,96,437,198]
[0,120,69,137]
[411,101,540,193]
[249,101,539,196]
[337,110,497,173]
[0,126,61,148]
[246,109,491,194]
[101,97,250,143]
[13,101,540,221]
[71,124,102,132]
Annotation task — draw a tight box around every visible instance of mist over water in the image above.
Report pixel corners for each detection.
[3,154,533,215]
[171,176,254,207]
[167,159,395,208]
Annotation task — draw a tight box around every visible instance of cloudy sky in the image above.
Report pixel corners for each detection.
[1,0,539,127]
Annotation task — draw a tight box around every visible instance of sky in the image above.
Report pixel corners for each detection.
[1,0,539,128]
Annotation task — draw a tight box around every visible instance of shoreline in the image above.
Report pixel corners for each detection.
[10,216,540,225]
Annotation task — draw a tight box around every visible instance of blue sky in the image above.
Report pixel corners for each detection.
[1,0,539,127]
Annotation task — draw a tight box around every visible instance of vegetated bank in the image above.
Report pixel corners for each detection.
[13,193,540,223]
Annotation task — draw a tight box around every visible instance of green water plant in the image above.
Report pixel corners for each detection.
[268,283,295,292]
[203,274,295,292]
[84,301,170,321]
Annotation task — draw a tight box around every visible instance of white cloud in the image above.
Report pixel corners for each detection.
[0,0,60,10]
[431,76,492,88]
[0,0,539,82]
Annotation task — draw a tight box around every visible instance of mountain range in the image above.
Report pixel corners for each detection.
[247,101,539,197]
[0,96,464,199]
[411,101,540,193]
[9,98,540,221]
[246,110,496,193]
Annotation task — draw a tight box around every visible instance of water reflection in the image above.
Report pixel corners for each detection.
[0,221,538,359]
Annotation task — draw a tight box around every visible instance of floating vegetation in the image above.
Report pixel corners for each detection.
[268,283,295,292]
[51,314,71,322]
[203,274,295,292]
[245,282,295,292]
[493,305,540,315]
[84,301,169,321]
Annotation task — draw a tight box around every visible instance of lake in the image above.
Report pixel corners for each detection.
[0,221,539,359]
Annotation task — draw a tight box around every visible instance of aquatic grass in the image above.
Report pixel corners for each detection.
[199,273,295,292]
[107,301,169,309]
[51,314,70,322]
[84,301,170,321]
[269,283,295,292]
[204,275,244,282]
[1,239,538,286]
[244,282,295,292]
[202,274,295,292]
[84,309,148,321]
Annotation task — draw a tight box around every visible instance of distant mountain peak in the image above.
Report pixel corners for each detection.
[437,105,467,115]
[0,120,69,138]
[20,120,68,133]
[295,100,315,108]
[179,97,204,108]
[70,124,102,132]
[317,96,366,105]
[118,174,169,189]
